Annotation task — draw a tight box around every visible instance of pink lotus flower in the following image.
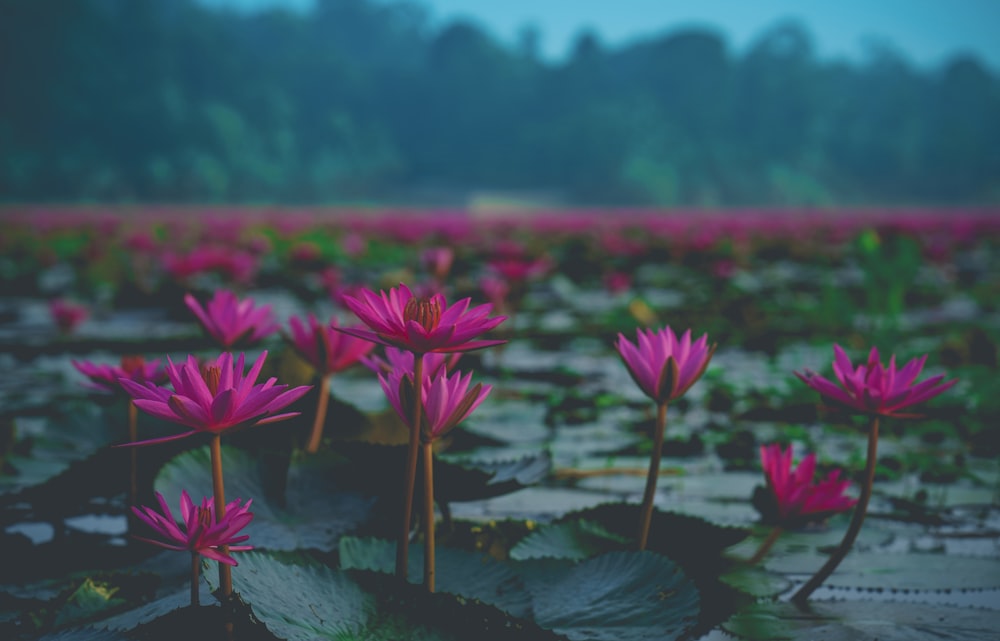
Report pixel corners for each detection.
[422,247,454,281]
[795,345,958,418]
[286,314,375,376]
[337,284,506,354]
[49,299,88,334]
[72,355,167,394]
[185,290,279,349]
[131,490,253,566]
[379,367,491,442]
[616,327,716,403]
[757,444,857,527]
[361,347,460,379]
[118,351,311,446]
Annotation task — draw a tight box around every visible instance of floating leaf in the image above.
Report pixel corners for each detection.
[222,551,551,641]
[762,551,1000,591]
[718,565,793,599]
[515,551,701,641]
[509,519,629,561]
[339,536,532,618]
[723,599,1000,641]
[155,446,375,551]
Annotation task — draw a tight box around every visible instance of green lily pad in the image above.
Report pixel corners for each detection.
[155,446,375,551]
[514,551,701,641]
[762,551,1000,591]
[509,519,629,561]
[723,599,1000,641]
[338,536,532,618]
[220,551,553,641]
[718,565,793,599]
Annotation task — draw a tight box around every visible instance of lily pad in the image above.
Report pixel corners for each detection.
[155,446,375,551]
[514,551,701,641]
[338,536,532,618]
[723,599,1000,641]
[762,551,1000,591]
[220,551,553,641]
[509,519,629,561]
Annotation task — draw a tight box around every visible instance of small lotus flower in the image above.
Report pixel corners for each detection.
[118,351,311,446]
[379,365,491,591]
[185,290,279,349]
[616,327,716,403]
[422,247,454,281]
[49,299,88,334]
[132,490,253,565]
[361,347,460,379]
[72,355,167,394]
[755,444,857,528]
[379,366,491,443]
[795,345,958,418]
[337,284,506,354]
[286,314,375,376]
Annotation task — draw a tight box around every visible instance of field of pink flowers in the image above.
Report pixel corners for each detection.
[1,205,999,640]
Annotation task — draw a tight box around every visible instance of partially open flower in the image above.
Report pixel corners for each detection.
[754,444,857,528]
[185,290,279,349]
[795,344,957,418]
[379,366,491,442]
[361,347,460,379]
[131,490,253,565]
[616,326,715,404]
[72,355,167,395]
[286,314,375,376]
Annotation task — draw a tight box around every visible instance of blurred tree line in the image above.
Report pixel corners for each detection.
[1,0,998,205]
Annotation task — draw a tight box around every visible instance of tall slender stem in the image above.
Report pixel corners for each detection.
[422,441,436,592]
[793,416,880,604]
[396,354,424,579]
[127,401,138,531]
[747,527,783,565]
[190,552,200,606]
[209,435,233,599]
[305,374,331,453]
[637,401,668,551]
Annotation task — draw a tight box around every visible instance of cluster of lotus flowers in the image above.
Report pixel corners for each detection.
[71,282,957,610]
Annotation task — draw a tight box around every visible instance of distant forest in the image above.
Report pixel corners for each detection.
[2,0,999,206]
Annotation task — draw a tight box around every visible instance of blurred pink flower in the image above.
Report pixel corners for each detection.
[286,314,375,376]
[422,247,454,281]
[338,284,506,354]
[616,327,715,403]
[72,354,167,394]
[131,490,253,566]
[185,290,279,349]
[49,299,88,334]
[602,271,632,295]
[379,366,491,442]
[118,351,311,446]
[795,345,958,418]
[757,444,857,527]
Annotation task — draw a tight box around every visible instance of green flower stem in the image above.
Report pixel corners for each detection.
[127,401,138,528]
[793,416,880,604]
[637,401,668,551]
[396,355,424,579]
[422,441,436,592]
[747,526,783,565]
[209,434,233,599]
[305,374,331,454]
[190,552,200,607]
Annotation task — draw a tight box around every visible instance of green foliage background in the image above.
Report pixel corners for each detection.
[2,0,999,205]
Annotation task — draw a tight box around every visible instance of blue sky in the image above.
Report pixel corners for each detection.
[200,0,1000,69]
